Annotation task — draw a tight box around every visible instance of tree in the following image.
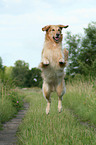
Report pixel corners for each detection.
[12,60,29,87]
[78,22,96,76]
[25,68,42,88]
[65,22,96,78]
[0,57,5,82]
[0,57,3,70]
[65,32,82,76]
[0,57,5,72]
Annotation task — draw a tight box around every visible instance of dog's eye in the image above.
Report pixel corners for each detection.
[58,29,60,31]
[52,29,55,31]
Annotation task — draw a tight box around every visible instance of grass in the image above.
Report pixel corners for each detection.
[0,97,16,129]
[17,80,96,145]
[0,88,25,130]
[63,80,96,125]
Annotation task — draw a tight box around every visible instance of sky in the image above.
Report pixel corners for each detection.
[0,0,96,69]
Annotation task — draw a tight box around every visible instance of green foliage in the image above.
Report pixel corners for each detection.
[65,21,96,78]
[0,57,4,71]
[78,22,96,76]
[0,57,5,82]
[65,31,81,75]
[7,90,24,111]
[12,60,42,88]
[4,66,13,78]
[0,58,15,91]
[0,58,25,129]
[0,98,16,124]
[0,87,25,129]
[12,60,29,87]
[25,68,42,88]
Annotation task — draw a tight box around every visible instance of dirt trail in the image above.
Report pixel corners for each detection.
[0,103,29,145]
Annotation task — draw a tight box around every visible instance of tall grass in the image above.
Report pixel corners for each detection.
[17,80,96,145]
[0,97,17,129]
[0,81,25,129]
[63,79,96,125]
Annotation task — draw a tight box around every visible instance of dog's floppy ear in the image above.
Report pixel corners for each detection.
[42,25,51,31]
[58,25,69,30]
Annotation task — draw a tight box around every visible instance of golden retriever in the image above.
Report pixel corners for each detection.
[39,24,69,114]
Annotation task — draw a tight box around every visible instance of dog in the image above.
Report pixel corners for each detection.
[39,24,69,114]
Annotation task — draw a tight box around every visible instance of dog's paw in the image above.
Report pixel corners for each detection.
[59,58,65,64]
[43,59,49,66]
[46,105,50,115]
[59,58,66,67]
[46,108,50,115]
[58,105,62,113]
[58,107,62,113]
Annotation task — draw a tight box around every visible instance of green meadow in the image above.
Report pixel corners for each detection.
[17,80,96,145]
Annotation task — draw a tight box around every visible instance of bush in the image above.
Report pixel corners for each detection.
[7,90,24,111]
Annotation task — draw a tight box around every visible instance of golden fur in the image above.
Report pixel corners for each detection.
[39,24,69,114]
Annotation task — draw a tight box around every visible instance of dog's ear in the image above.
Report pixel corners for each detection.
[58,25,69,30]
[42,25,51,31]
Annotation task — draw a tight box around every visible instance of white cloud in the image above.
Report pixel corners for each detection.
[0,0,96,67]
[3,0,22,3]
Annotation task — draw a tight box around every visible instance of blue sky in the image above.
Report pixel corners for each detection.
[0,0,96,68]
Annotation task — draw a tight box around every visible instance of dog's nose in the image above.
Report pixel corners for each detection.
[56,33,60,37]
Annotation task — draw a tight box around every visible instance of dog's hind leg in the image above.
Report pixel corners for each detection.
[56,80,66,113]
[43,82,51,114]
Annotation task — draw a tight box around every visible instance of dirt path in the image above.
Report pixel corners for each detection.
[0,103,29,145]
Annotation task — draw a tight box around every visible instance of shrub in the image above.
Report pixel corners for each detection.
[7,90,24,111]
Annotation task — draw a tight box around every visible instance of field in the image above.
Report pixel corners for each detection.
[17,80,96,145]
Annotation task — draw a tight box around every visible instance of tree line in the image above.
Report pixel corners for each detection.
[0,22,96,88]
[0,59,42,88]
[65,22,96,79]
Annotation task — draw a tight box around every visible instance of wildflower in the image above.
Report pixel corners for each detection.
[17,101,19,103]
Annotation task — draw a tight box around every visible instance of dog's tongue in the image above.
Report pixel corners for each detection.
[55,37,59,40]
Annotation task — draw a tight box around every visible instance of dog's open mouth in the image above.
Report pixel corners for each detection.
[53,36,60,42]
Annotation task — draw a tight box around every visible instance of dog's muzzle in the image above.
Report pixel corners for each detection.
[53,33,60,42]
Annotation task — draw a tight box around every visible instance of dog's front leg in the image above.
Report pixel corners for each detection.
[39,58,49,68]
[63,48,69,62]
[59,48,68,67]
[38,58,49,69]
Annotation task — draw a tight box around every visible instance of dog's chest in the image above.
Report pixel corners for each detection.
[42,44,64,84]
[45,48,63,67]
[49,49,58,63]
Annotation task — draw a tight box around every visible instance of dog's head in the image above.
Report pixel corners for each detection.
[42,25,68,43]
